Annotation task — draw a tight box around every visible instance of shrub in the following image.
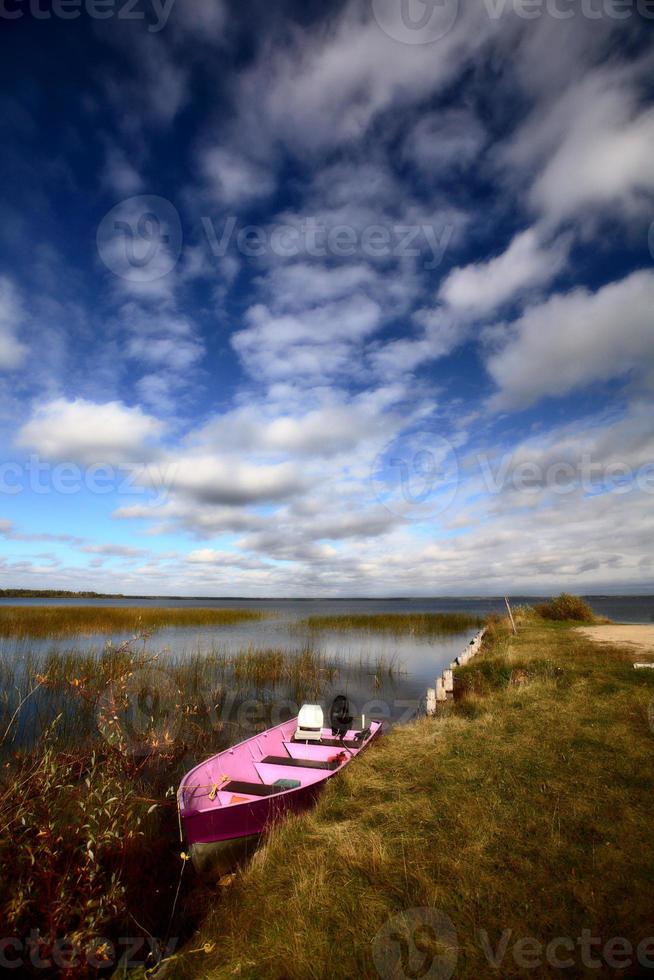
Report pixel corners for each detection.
[534,593,595,623]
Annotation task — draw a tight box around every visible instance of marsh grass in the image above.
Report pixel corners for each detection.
[165,613,654,980]
[0,642,398,757]
[0,634,409,976]
[0,605,264,639]
[301,611,482,636]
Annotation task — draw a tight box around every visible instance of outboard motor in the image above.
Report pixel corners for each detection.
[296,704,324,742]
[329,695,353,737]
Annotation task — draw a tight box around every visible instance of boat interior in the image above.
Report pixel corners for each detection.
[180,710,380,813]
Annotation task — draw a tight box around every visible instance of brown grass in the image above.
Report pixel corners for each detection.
[165,615,654,979]
[0,605,264,639]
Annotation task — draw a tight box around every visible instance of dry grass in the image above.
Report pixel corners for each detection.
[0,605,264,639]
[166,615,654,979]
[302,611,482,636]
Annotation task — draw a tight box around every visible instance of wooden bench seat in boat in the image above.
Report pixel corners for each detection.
[261,755,341,770]
[222,780,286,797]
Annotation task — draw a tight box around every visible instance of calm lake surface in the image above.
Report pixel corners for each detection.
[2,595,652,737]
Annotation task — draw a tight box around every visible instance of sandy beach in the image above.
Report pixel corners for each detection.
[576,624,654,654]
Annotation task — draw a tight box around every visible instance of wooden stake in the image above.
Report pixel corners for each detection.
[505,596,517,635]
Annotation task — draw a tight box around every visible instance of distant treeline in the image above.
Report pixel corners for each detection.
[0,589,124,599]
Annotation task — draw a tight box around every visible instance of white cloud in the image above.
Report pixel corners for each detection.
[16,398,164,465]
[102,145,144,196]
[231,3,501,158]
[232,294,382,382]
[440,229,569,316]
[153,453,306,507]
[114,500,266,538]
[171,0,226,39]
[127,334,204,371]
[185,548,267,571]
[486,270,654,408]
[117,298,205,413]
[106,35,189,129]
[186,548,228,564]
[370,307,468,378]
[462,401,654,503]
[0,276,28,369]
[503,59,654,225]
[403,108,486,176]
[199,146,276,207]
[194,386,403,458]
[257,263,379,313]
[136,373,177,415]
[81,543,148,558]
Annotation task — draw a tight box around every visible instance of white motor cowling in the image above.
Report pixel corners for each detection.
[295,704,324,741]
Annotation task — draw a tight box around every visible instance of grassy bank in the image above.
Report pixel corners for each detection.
[0,605,264,639]
[302,611,482,635]
[167,613,654,979]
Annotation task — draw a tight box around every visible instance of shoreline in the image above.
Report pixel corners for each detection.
[163,615,654,978]
[576,623,654,652]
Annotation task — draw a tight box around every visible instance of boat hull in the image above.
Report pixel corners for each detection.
[190,834,261,877]
[182,779,322,847]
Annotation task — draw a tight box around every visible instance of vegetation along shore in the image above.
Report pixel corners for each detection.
[301,611,483,635]
[0,630,402,977]
[1,598,653,977]
[0,606,264,639]
[161,598,654,979]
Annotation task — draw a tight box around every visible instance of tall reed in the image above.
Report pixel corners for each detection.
[302,611,482,635]
[0,606,264,639]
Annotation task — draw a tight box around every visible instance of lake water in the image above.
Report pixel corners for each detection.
[1,595,652,742]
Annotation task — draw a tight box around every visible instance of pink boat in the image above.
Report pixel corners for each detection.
[178,698,383,875]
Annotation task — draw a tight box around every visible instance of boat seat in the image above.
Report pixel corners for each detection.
[292,736,361,749]
[261,754,341,771]
[223,780,284,797]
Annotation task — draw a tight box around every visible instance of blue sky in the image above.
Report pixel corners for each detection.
[0,0,653,596]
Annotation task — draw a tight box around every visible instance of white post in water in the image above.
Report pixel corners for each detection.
[426,689,437,716]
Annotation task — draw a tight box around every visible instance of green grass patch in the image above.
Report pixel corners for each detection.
[0,605,264,639]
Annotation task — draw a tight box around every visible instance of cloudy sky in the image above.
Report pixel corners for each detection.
[0,1,652,596]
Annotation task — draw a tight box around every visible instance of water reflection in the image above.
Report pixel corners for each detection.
[0,619,477,758]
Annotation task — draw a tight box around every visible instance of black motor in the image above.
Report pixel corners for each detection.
[329,694,353,737]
